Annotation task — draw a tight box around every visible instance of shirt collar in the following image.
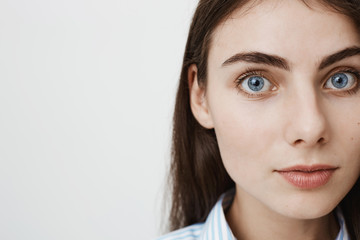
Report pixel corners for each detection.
[335,207,350,240]
[200,189,350,240]
[200,189,236,240]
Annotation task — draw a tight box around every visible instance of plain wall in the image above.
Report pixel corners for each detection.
[0,0,198,239]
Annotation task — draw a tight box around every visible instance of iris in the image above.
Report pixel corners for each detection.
[248,76,265,91]
[331,73,348,89]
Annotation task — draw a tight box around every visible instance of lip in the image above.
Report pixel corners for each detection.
[275,164,338,189]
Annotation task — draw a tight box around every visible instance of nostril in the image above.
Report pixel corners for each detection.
[294,139,304,145]
[293,137,326,146]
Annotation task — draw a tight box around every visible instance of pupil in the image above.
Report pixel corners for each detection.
[331,73,348,89]
[248,76,264,91]
[252,80,260,86]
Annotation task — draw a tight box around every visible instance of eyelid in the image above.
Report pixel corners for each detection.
[237,69,267,80]
[322,66,360,95]
[236,69,276,86]
[322,67,360,84]
[322,67,360,88]
[235,69,278,97]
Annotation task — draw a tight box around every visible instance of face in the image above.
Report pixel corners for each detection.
[190,0,360,219]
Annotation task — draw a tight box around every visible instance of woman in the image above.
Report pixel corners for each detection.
[159,0,360,239]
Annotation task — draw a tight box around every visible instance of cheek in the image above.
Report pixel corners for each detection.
[338,122,360,177]
[210,101,280,179]
[327,101,360,160]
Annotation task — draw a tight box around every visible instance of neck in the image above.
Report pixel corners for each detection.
[226,188,339,240]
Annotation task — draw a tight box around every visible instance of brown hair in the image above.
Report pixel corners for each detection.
[167,0,360,239]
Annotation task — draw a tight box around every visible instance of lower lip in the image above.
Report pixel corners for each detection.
[277,169,336,189]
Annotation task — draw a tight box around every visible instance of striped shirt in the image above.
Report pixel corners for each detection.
[157,189,350,240]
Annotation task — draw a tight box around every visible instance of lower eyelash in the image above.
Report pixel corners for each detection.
[343,81,360,95]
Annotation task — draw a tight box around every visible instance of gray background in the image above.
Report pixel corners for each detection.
[0,0,197,239]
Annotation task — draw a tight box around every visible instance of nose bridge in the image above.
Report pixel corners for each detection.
[283,83,328,147]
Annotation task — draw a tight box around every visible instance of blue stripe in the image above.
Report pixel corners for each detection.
[202,204,215,240]
[158,230,202,240]
[217,199,223,239]
[226,225,233,240]
[211,206,215,240]
[173,233,201,240]
[157,224,203,240]
[339,218,344,240]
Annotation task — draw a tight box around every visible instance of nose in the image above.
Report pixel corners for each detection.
[283,89,329,148]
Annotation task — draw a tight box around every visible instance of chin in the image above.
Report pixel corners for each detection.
[286,207,335,220]
[275,194,340,220]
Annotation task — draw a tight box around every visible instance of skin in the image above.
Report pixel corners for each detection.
[189,0,360,240]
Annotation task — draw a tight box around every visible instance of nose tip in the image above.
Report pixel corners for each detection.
[284,96,329,148]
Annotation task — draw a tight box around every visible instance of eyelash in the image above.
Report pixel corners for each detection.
[234,67,360,98]
[234,69,276,98]
[323,67,360,96]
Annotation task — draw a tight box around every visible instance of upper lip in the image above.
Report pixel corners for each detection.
[276,164,338,172]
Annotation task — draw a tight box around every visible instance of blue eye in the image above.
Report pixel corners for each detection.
[325,72,355,90]
[241,75,272,93]
[247,76,264,91]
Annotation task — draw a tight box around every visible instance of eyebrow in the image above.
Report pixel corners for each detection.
[221,46,360,71]
[222,52,290,70]
[319,47,360,70]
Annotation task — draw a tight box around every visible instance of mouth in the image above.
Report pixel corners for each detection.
[275,164,338,189]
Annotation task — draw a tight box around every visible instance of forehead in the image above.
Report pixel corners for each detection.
[208,0,360,68]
